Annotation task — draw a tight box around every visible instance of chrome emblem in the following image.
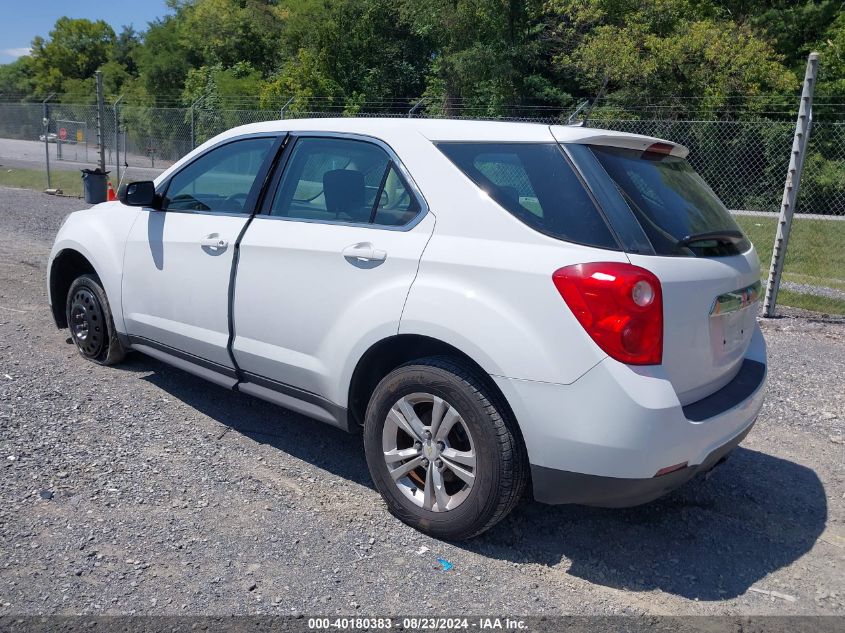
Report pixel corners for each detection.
[710,280,762,316]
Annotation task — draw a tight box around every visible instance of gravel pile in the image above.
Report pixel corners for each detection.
[0,186,842,616]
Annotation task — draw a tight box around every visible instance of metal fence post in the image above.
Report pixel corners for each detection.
[95,71,106,173]
[762,52,819,317]
[280,96,294,120]
[42,92,55,189]
[114,95,124,184]
[407,98,425,118]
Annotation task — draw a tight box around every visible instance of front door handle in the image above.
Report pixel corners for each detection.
[200,234,228,250]
[342,242,387,262]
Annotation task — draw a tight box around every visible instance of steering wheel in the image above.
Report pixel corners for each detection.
[222,192,248,212]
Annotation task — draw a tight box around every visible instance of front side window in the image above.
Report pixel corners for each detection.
[437,142,618,249]
[163,137,275,213]
[270,137,420,226]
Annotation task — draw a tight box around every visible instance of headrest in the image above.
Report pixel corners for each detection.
[324,169,365,214]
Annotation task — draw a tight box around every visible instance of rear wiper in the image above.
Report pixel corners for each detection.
[677,230,744,248]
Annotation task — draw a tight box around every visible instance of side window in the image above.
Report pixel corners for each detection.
[372,165,420,226]
[438,142,618,249]
[163,137,275,214]
[270,137,420,226]
[473,152,542,217]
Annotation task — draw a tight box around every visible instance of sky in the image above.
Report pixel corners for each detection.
[0,0,171,63]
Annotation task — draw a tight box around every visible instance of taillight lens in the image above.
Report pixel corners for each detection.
[552,262,663,365]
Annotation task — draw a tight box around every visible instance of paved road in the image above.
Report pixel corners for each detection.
[0,138,165,180]
[0,187,842,616]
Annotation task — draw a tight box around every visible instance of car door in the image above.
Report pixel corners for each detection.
[121,135,281,373]
[232,134,435,420]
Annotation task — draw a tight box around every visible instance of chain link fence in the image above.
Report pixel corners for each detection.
[0,100,842,314]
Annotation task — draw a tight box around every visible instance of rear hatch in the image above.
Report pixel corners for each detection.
[558,131,761,405]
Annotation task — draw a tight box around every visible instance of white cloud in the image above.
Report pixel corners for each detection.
[1,47,32,59]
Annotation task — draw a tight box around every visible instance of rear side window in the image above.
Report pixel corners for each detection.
[590,146,751,256]
[270,137,420,226]
[437,143,618,249]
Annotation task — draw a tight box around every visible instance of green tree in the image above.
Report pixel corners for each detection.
[174,0,286,75]
[0,56,35,99]
[270,0,431,112]
[111,26,141,76]
[814,12,845,97]
[399,0,566,116]
[259,48,343,114]
[133,15,195,105]
[29,17,116,95]
[546,0,798,117]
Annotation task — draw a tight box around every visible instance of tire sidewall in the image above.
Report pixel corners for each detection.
[364,363,504,539]
[65,274,119,365]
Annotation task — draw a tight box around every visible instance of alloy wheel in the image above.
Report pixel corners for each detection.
[381,392,477,512]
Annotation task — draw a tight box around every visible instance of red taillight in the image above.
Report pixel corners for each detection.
[552,262,663,365]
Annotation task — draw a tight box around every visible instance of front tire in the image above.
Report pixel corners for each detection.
[364,356,528,540]
[65,273,125,366]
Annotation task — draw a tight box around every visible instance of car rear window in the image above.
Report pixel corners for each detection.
[590,145,751,256]
[437,143,618,249]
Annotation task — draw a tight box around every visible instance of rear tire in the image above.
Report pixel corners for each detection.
[363,356,527,540]
[65,273,125,366]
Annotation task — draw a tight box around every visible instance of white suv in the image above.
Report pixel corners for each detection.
[48,119,766,540]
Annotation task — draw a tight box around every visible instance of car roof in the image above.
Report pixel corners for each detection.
[211,117,688,155]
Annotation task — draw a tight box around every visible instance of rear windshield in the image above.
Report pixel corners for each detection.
[590,146,750,256]
[437,142,618,249]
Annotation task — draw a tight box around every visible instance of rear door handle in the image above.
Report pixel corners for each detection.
[200,234,228,250]
[342,242,387,262]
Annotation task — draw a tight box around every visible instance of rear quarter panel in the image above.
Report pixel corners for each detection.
[395,129,626,385]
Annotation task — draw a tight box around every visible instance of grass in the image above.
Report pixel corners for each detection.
[0,166,83,197]
[735,214,845,315]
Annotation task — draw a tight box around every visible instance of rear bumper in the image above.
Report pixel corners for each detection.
[493,325,766,505]
[530,417,754,506]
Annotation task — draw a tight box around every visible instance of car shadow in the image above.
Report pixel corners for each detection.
[119,353,373,488]
[465,447,827,601]
[118,353,827,602]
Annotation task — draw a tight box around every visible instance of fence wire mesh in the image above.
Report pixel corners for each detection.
[0,100,842,314]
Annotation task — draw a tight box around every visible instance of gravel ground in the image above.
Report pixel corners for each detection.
[781,280,845,302]
[0,185,843,616]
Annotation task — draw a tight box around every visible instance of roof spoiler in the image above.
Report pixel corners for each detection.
[550,128,689,159]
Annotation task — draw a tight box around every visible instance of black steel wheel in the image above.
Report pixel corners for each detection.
[69,286,105,357]
[65,274,126,365]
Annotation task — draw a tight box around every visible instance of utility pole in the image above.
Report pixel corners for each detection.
[95,70,106,173]
[763,52,819,317]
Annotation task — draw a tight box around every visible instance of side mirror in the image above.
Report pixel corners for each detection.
[118,181,160,209]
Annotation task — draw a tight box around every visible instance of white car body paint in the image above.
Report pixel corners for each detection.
[122,210,248,368]
[48,201,140,333]
[232,211,436,405]
[48,118,766,504]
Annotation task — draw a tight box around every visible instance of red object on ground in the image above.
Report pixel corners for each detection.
[107,181,116,201]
